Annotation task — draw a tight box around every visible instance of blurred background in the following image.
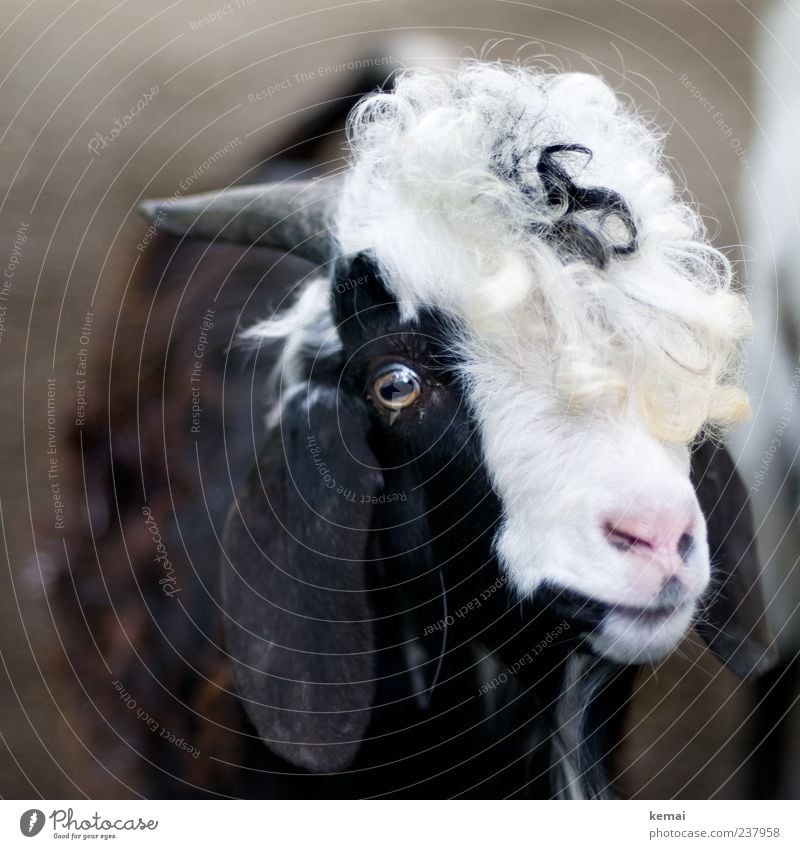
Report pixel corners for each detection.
[1,0,798,798]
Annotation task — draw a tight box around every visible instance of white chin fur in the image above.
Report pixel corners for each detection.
[587,601,696,665]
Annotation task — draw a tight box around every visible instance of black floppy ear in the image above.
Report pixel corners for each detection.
[221,388,382,772]
[691,440,779,679]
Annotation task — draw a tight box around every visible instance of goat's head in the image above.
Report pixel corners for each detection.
[140,63,777,771]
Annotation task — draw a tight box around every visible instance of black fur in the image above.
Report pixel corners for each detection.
[691,440,779,678]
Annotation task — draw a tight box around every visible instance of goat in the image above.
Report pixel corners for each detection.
[56,61,776,799]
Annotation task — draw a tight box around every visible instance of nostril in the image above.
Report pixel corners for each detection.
[603,514,696,560]
[677,533,694,562]
[604,522,653,553]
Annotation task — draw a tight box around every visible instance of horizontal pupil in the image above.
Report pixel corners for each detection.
[380,377,412,399]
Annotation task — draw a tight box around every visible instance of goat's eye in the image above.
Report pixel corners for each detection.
[371,364,422,410]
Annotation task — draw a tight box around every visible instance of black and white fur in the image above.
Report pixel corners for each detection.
[142,61,777,797]
[220,253,773,797]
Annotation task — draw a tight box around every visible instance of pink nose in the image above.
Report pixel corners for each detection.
[603,510,696,578]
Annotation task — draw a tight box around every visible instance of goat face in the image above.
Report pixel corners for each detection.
[326,246,769,680]
[331,252,706,668]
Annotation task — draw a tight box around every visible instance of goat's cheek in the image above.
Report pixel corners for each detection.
[408,386,458,436]
[374,387,458,457]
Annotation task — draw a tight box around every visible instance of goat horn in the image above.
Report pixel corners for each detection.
[136,178,340,265]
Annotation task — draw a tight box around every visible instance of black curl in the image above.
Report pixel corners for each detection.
[498,142,638,269]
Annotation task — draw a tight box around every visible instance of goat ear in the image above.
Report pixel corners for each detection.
[691,440,779,679]
[332,252,398,351]
[221,389,382,772]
